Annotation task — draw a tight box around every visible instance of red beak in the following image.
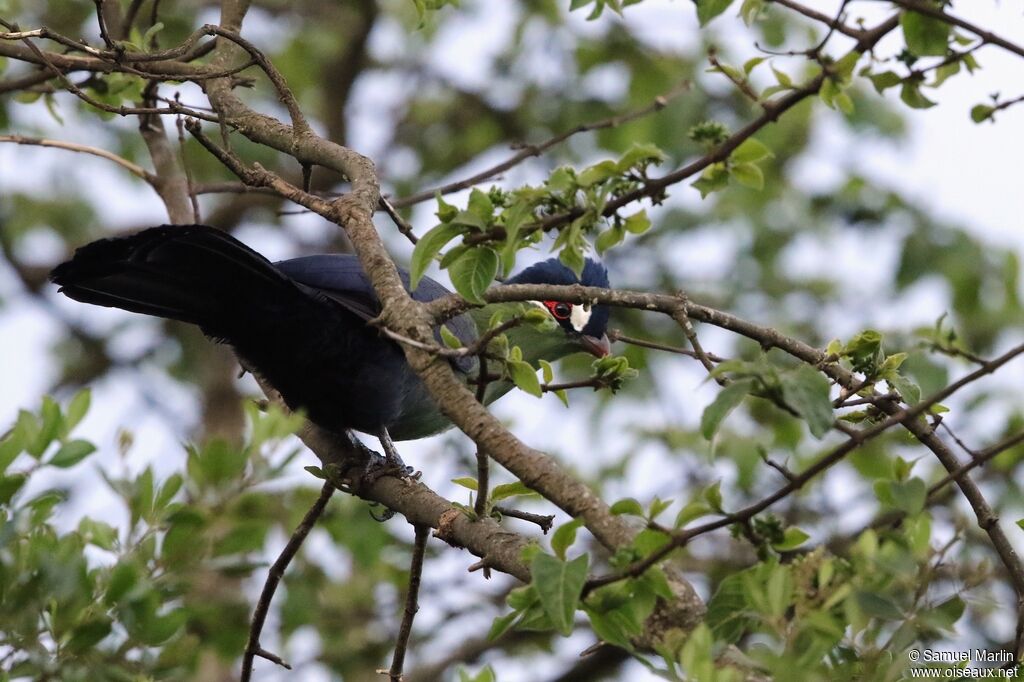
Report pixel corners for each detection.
[581,333,611,358]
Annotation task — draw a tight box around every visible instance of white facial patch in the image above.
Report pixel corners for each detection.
[570,303,592,333]
[529,300,592,332]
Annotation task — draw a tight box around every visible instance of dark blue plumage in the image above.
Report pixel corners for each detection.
[49,224,612,443]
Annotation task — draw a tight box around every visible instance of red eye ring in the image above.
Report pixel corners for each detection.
[543,300,572,320]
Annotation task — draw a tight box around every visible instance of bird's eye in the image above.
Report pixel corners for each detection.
[543,300,572,320]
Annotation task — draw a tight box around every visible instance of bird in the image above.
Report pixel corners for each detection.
[49,224,611,472]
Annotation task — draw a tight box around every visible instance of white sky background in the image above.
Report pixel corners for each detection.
[1,1,1023,680]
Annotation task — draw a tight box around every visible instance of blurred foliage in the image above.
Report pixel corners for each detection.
[2,0,1023,680]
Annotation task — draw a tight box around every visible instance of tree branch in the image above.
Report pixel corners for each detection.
[240,480,334,682]
[0,134,155,181]
[386,524,429,682]
[390,80,691,209]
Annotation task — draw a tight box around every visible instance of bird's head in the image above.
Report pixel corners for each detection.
[501,257,611,360]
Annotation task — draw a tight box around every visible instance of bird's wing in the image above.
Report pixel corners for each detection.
[275,254,478,350]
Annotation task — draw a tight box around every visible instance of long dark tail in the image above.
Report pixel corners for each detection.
[50,225,297,336]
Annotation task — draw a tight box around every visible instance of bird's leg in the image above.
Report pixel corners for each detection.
[377,428,417,479]
[332,431,413,488]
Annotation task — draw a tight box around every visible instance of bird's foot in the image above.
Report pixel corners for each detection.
[337,432,421,496]
[360,451,418,485]
[375,428,421,481]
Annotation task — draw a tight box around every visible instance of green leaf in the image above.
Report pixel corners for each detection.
[578,159,619,188]
[558,241,586,278]
[692,164,729,198]
[900,81,937,109]
[766,564,793,617]
[425,206,458,236]
[704,480,723,512]
[508,359,542,398]
[32,396,62,457]
[700,379,755,439]
[452,476,479,491]
[551,517,584,559]
[0,431,23,474]
[410,223,463,289]
[921,596,965,632]
[467,187,494,221]
[531,553,589,636]
[141,21,165,48]
[459,664,497,682]
[594,225,624,254]
[680,624,716,679]
[79,517,118,550]
[868,71,903,94]
[487,612,517,641]
[706,572,752,643]
[617,143,667,170]
[901,10,950,57]
[844,329,883,372]
[155,473,183,510]
[538,359,554,383]
[970,104,995,123]
[490,481,536,503]
[633,528,670,556]
[931,60,960,87]
[648,496,672,521]
[891,477,927,515]
[730,162,764,190]
[731,138,772,164]
[0,474,28,505]
[449,247,499,304]
[772,65,793,87]
[610,498,644,516]
[834,91,854,114]
[63,388,91,434]
[674,501,712,528]
[780,366,834,439]
[104,562,139,604]
[740,0,763,25]
[743,56,766,75]
[440,324,464,349]
[772,527,810,551]
[49,439,96,468]
[888,373,921,404]
[451,210,487,230]
[66,617,112,653]
[584,606,638,650]
[855,590,903,620]
[696,0,734,26]
[622,209,651,234]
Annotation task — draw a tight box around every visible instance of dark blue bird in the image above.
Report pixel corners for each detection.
[49,225,611,461]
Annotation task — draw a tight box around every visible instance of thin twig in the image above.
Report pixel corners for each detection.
[241,481,334,682]
[0,20,222,122]
[582,341,1024,595]
[608,329,727,363]
[887,0,1024,61]
[380,195,418,244]
[390,80,691,208]
[387,524,430,682]
[175,111,201,223]
[928,429,1024,497]
[0,134,155,181]
[492,506,555,533]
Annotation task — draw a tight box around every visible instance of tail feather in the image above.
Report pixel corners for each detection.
[50,225,297,334]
